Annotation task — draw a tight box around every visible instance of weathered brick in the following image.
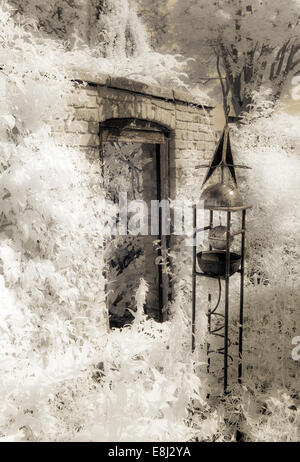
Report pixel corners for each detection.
[73,108,99,121]
[174,150,191,160]
[98,86,126,101]
[88,121,99,134]
[66,91,97,108]
[86,89,98,97]
[192,114,205,124]
[160,111,175,129]
[50,120,65,132]
[174,129,186,141]
[176,112,194,122]
[172,158,202,169]
[174,140,190,150]
[155,100,174,110]
[66,120,89,133]
[193,131,202,141]
[109,102,121,119]
[98,104,107,121]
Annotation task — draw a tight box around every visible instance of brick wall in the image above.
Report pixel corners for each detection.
[51,72,218,314]
[51,72,217,200]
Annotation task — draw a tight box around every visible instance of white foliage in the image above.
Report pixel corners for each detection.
[0,0,298,443]
[131,277,149,325]
[0,2,213,443]
[7,0,188,90]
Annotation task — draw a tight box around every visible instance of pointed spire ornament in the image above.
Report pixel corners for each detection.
[197,119,251,209]
[201,125,239,188]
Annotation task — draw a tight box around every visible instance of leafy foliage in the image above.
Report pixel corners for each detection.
[0,1,299,443]
[7,0,187,89]
[0,2,208,442]
[227,107,300,440]
[138,0,300,114]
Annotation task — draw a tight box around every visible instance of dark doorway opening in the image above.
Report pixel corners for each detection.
[99,119,170,328]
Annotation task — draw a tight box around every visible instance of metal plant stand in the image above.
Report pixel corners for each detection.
[192,204,251,393]
[191,119,252,393]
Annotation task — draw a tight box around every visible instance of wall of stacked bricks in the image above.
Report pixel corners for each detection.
[51,73,218,201]
[50,74,219,307]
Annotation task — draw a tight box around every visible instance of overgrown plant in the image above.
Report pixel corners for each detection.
[0,2,212,442]
[0,1,299,443]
